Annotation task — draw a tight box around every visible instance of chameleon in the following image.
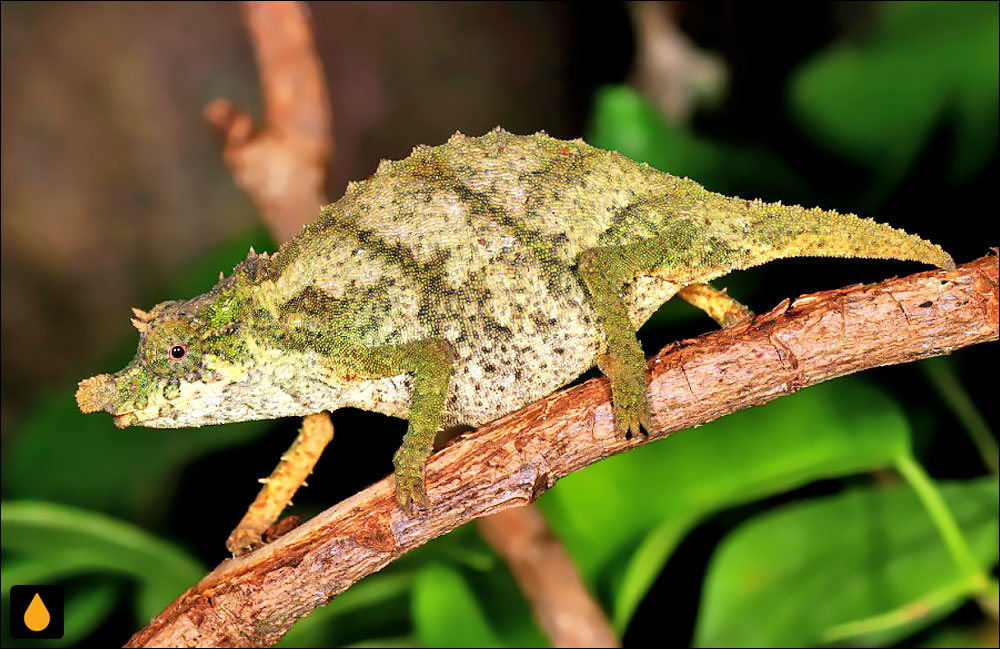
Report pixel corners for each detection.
[76,127,954,539]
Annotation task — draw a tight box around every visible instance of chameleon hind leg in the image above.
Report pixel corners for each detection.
[677,283,753,328]
[577,238,752,437]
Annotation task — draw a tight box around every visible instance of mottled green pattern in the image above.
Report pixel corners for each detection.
[77,128,954,508]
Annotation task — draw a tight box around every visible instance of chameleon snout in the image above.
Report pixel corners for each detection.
[76,374,140,427]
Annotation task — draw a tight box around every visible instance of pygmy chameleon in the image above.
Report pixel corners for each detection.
[77,128,954,550]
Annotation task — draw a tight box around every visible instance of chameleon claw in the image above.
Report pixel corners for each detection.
[394,470,430,514]
[392,442,432,514]
[610,374,652,439]
[615,406,651,439]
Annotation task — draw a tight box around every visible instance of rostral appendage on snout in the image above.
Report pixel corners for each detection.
[76,374,122,418]
[76,365,158,429]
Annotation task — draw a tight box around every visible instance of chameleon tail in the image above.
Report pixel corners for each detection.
[738,198,955,270]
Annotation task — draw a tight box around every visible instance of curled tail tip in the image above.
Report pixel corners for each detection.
[924,244,955,271]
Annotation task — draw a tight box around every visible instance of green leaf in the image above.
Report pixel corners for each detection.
[790,2,999,193]
[412,564,503,648]
[588,85,717,182]
[1,501,204,621]
[695,477,999,647]
[540,378,912,627]
[61,582,119,647]
[610,514,697,631]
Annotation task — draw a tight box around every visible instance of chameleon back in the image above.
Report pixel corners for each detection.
[256,130,682,426]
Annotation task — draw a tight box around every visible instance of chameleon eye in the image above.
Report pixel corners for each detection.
[169,343,188,361]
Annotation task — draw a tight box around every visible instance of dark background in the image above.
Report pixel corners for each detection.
[2,2,997,647]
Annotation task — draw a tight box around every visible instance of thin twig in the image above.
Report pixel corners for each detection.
[125,252,999,648]
[478,506,621,648]
[627,1,725,123]
[204,0,332,243]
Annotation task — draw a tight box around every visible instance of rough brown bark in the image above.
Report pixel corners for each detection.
[125,252,999,648]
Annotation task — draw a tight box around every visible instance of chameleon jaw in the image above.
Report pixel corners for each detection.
[112,411,140,428]
[111,401,175,428]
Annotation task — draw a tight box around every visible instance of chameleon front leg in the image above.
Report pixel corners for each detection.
[338,338,454,512]
[389,339,454,511]
[578,238,749,436]
[227,338,452,555]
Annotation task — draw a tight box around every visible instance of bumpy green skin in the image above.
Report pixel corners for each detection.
[77,128,955,509]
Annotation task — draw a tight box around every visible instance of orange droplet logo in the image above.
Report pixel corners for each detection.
[24,592,50,632]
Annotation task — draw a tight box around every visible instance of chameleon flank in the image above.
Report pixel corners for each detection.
[77,127,954,520]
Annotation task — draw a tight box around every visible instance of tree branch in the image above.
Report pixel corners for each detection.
[204,1,332,243]
[627,1,725,124]
[478,506,621,648]
[126,252,998,647]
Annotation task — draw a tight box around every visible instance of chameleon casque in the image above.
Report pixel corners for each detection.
[77,128,954,539]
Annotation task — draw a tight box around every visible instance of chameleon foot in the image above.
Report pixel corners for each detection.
[598,352,652,438]
[227,525,264,556]
[392,443,432,513]
[394,471,430,513]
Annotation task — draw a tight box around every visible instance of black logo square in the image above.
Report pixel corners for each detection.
[9,585,64,639]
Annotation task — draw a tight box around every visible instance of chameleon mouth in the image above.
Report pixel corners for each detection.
[112,412,139,428]
[111,402,167,428]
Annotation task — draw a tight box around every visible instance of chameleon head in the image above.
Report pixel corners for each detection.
[75,296,260,428]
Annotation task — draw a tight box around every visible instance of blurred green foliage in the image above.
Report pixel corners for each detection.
[696,478,998,647]
[1,502,204,624]
[790,1,998,198]
[2,2,997,647]
[542,379,913,629]
[588,84,803,200]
